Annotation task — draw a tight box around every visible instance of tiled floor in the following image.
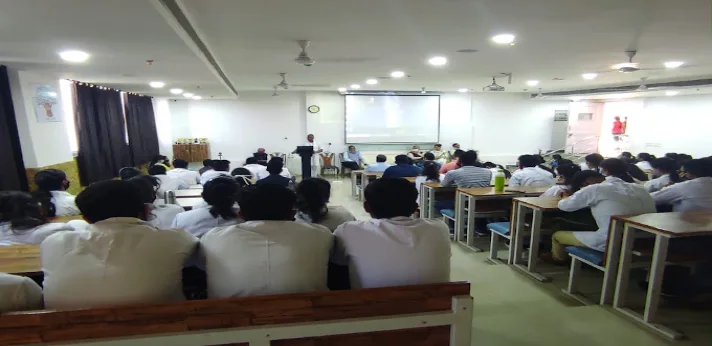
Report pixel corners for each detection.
[326,176,710,346]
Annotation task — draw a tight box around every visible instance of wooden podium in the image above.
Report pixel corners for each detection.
[173,143,210,163]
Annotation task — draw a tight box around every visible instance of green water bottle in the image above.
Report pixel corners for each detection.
[494,169,505,192]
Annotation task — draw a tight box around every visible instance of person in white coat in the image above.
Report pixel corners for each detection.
[128,175,184,229]
[541,164,581,197]
[32,169,80,217]
[295,178,356,231]
[651,158,712,212]
[199,160,232,185]
[305,134,322,177]
[167,159,201,186]
[172,177,243,238]
[644,158,680,193]
[510,155,556,187]
[41,180,198,310]
[0,273,43,313]
[243,157,269,180]
[149,165,189,199]
[545,166,656,263]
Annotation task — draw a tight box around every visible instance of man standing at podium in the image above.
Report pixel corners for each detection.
[305,134,322,177]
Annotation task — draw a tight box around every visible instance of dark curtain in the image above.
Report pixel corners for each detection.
[124,94,159,166]
[73,83,130,184]
[0,66,28,191]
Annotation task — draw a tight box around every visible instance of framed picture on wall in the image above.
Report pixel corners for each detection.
[32,84,61,123]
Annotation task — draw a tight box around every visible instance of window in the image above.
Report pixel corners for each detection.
[59,79,78,154]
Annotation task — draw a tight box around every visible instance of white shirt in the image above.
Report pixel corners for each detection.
[541,184,570,198]
[558,177,656,251]
[244,164,268,180]
[643,174,671,193]
[41,217,198,309]
[200,221,333,298]
[636,161,653,171]
[415,176,439,204]
[651,177,712,212]
[148,204,185,229]
[0,273,43,313]
[154,174,189,198]
[50,191,80,216]
[0,222,82,246]
[509,167,556,187]
[199,170,231,185]
[332,217,451,289]
[305,142,322,166]
[172,207,241,238]
[167,168,201,186]
[295,205,357,232]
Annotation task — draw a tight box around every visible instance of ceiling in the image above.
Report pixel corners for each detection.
[1,0,710,98]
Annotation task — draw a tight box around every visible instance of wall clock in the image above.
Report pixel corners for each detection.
[308,105,320,113]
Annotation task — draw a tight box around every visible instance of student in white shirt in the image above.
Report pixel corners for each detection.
[295,178,356,231]
[0,273,43,313]
[199,159,232,185]
[200,184,333,298]
[580,153,604,173]
[415,161,441,204]
[149,165,189,199]
[167,159,201,186]
[32,169,80,217]
[128,175,184,229]
[644,158,680,193]
[544,163,656,263]
[509,155,556,187]
[331,178,451,289]
[0,191,86,246]
[541,164,581,197]
[231,167,256,186]
[41,180,198,309]
[364,155,390,173]
[651,158,712,212]
[635,152,654,172]
[243,157,268,180]
[172,176,243,238]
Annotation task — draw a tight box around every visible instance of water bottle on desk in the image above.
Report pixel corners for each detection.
[494,170,505,192]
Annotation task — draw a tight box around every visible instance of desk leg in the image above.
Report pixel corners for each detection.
[512,203,526,265]
[507,201,520,264]
[613,224,636,308]
[527,209,543,272]
[351,173,356,197]
[643,235,669,323]
[428,186,435,219]
[464,196,483,252]
[601,219,624,305]
[454,192,465,243]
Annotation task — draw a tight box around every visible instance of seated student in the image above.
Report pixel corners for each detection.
[441,150,492,188]
[33,169,80,217]
[295,178,356,231]
[0,273,43,313]
[198,159,214,175]
[200,184,333,297]
[619,151,633,160]
[41,180,198,309]
[644,158,680,193]
[544,169,656,263]
[581,153,604,172]
[331,178,451,289]
[509,155,556,187]
[342,145,367,171]
[651,158,712,212]
[256,157,292,187]
[167,159,200,186]
[128,175,184,229]
[551,154,573,168]
[199,159,231,185]
[0,191,86,246]
[364,154,390,173]
[600,158,636,183]
[150,155,171,169]
[415,161,441,203]
[243,157,268,180]
[620,157,649,182]
[636,153,654,171]
[407,145,423,162]
[422,152,441,168]
[119,167,141,180]
[231,167,255,186]
[172,177,243,237]
[382,155,421,179]
[149,164,189,198]
[536,155,557,178]
[541,164,581,197]
[440,149,464,174]
[447,143,461,161]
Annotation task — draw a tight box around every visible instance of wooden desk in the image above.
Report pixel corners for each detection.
[350,170,363,199]
[420,182,457,219]
[404,177,416,183]
[613,211,712,340]
[0,244,41,275]
[173,189,203,198]
[511,197,561,281]
[176,197,204,210]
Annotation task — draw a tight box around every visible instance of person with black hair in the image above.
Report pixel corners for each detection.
[256,157,292,187]
[416,161,441,204]
[364,154,390,173]
[509,155,555,187]
[128,175,184,229]
[41,180,198,309]
[149,164,189,198]
[447,143,461,161]
[543,170,655,263]
[331,178,450,289]
[199,160,232,185]
[231,168,255,187]
[440,149,465,174]
[535,154,557,178]
[430,143,447,164]
[644,158,680,192]
[200,184,333,297]
[382,155,421,179]
[651,158,712,212]
[342,145,367,171]
[619,152,633,160]
[32,169,79,217]
[0,272,43,313]
[482,161,512,181]
[167,159,200,186]
[542,164,581,197]
[172,176,243,238]
[295,178,355,231]
[620,157,649,182]
[599,158,635,183]
[581,153,604,172]
[440,150,491,188]
[422,152,441,168]
[635,153,654,171]
[150,155,171,169]
[243,157,268,179]
[0,191,85,246]
[119,167,141,181]
[199,159,214,175]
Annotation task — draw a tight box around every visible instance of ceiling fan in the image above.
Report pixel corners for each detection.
[272,85,279,97]
[294,40,315,67]
[482,73,511,92]
[277,73,289,89]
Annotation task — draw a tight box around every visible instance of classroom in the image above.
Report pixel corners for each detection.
[1,1,712,345]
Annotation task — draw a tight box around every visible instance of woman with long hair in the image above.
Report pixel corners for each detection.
[0,191,86,245]
[32,169,80,217]
[295,178,355,231]
[542,164,581,197]
[599,158,635,183]
[128,175,184,229]
[172,176,242,237]
[644,158,681,193]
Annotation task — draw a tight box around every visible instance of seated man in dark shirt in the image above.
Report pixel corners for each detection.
[256,157,292,187]
[382,155,421,179]
[253,148,268,164]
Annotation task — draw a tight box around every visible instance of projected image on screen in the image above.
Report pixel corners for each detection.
[345,95,440,143]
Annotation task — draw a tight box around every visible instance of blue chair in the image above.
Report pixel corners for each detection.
[487,222,511,264]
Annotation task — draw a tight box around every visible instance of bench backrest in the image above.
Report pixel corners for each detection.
[0,281,472,346]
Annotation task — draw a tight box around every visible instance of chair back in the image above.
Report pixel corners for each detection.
[320,152,335,166]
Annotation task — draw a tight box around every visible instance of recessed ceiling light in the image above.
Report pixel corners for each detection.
[350,84,361,89]
[47,92,58,97]
[427,56,448,66]
[491,34,515,45]
[337,87,347,92]
[182,92,194,98]
[366,79,378,85]
[571,96,583,102]
[149,81,165,88]
[58,50,90,63]
[390,71,405,78]
[169,88,183,94]
[526,80,539,86]
[665,90,679,96]
[458,88,469,93]
[664,61,684,69]
[192,95,202,100]
[582,73,598,80]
